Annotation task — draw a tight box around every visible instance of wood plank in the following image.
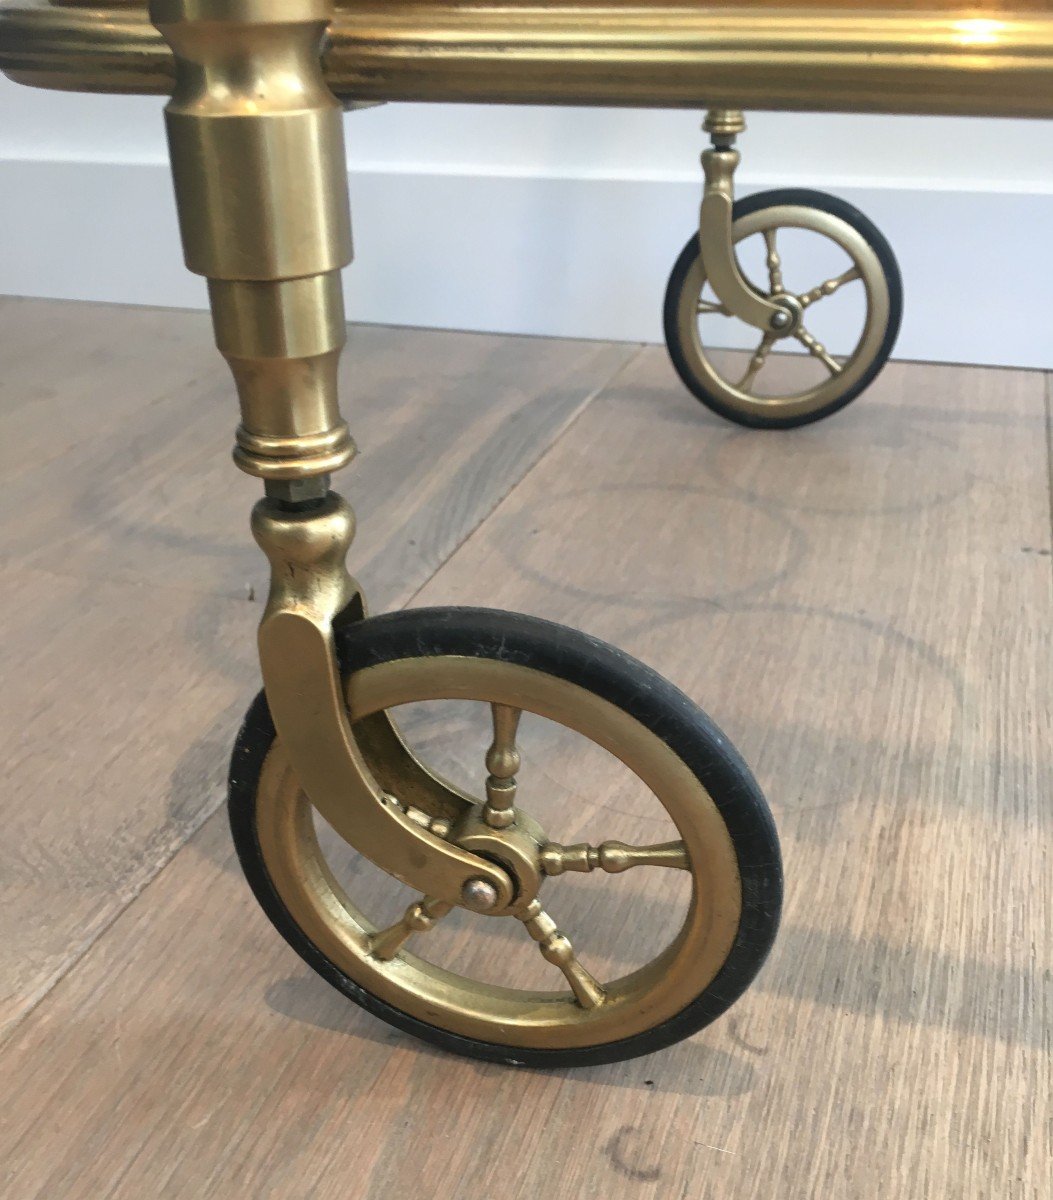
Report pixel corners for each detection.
[0,297,636,1039]
[0,564,257,1038]
[1,348,1049,1197]
[0,297,225,485]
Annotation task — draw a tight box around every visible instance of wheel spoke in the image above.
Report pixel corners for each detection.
[794,326,843,375]
[697,298,730,316]
[763,228,785,294]
[369,896,452,961]
[798,265,862,309]
[540,839,690,876]
[737,333,777,393]
[518,900,605,1009]
[482,703,522,829]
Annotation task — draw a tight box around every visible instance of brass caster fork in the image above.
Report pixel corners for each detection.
[151,0,782,1065]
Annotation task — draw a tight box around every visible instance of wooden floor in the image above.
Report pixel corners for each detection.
[0,296,1049,1198]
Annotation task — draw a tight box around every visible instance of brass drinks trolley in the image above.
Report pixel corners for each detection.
[1,1,1048,1067]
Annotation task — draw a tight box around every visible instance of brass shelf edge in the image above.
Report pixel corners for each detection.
[3,3,1053,117]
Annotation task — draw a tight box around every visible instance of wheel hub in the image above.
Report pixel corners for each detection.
[768,292,803,336]
[450,806,549,916]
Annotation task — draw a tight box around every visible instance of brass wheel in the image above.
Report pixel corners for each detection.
[664,188,903,429]
[229,608,781,1066]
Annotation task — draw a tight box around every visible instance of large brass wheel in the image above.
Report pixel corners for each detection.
[229,608,781,1066]
[664,188,903,429]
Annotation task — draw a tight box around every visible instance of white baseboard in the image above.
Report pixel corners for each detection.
[0,157,1049,369]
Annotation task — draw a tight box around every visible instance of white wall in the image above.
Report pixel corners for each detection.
[2,75,1053,367]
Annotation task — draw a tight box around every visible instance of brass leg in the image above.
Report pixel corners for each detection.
[151,0,355,490]
[149,0,513,909]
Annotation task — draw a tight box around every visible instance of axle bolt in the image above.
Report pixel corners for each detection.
[770,309,792,331]
[461,877,500,912]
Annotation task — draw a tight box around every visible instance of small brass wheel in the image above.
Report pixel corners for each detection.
[229,608,781,1067]
[664,188,903,429]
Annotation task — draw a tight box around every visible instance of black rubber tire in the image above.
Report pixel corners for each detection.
[663,187,904,429]
[229,606,782,1068]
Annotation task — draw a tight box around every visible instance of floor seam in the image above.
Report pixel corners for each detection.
[2,556,264,609]
[0,781,227,1056]
[398,342,649,610]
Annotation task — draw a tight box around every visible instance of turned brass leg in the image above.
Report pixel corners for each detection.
[151,0,355,490]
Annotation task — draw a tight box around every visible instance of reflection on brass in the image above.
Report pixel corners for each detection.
[257,654,742,1049]
[459,878,500,913]
[402,803,455,840]
[4,4,1053,119]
